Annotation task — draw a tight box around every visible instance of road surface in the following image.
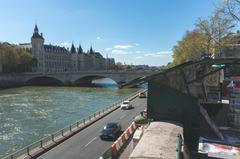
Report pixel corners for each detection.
[38,96,147,159]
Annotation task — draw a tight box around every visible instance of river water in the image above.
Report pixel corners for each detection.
[0,84,138,157]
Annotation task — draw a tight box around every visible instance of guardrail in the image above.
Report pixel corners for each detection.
[3,89,145,159]
[176,134,183,159]
[19,70,157,75]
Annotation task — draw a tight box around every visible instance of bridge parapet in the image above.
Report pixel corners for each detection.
[0,70,157,88]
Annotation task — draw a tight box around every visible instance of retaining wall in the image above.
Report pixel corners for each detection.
[0,73,24,89]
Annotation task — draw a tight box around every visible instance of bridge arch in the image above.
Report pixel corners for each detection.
[25,76,64,86]
[73,75,118,87]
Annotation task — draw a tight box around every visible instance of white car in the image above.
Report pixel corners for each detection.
[120,100,133,110]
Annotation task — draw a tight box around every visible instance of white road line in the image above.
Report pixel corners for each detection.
[85,137,97,147]
[120,114,126,120]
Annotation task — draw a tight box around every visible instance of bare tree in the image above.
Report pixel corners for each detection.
[226,0,240,21]
[196,8,235,57]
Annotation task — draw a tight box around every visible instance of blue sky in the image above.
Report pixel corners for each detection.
[0,0,219,66]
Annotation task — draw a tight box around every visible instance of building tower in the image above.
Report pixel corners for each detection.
[31,24,45,72]
[70,43,78,71]
[78,44,85,70]
[89,46,94,54]
[88,46,96,69]
[78,44,83,54]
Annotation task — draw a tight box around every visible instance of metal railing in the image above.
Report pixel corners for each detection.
[3,89,144,159]
[176,134,183,159]
[20,70,157,75]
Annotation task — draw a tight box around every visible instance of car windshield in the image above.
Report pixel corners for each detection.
[123,101,129,104]
[106,123,117,129]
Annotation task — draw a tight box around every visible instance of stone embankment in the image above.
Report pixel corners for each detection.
[0,73,24,89]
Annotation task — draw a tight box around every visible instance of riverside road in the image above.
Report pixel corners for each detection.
[38,95,147,159]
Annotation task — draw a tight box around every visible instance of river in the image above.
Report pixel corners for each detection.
[0,82,139,157]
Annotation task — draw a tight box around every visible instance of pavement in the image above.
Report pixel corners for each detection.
[37,95,147,159]
[128,121,183,159]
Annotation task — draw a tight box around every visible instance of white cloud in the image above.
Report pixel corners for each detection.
[157,51,172,55]
[60,42,70,46]
[144,53,155,57]
[111,49,128,55]
[96,37,101,40]
[144,51,172,57]
[136,56,143,59]
[113,45,133,49]
[136,51,144,54]
[105,48,112,51]
[106,43,138,52]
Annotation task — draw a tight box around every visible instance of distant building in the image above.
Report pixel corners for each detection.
[20,25,115,72]
[221,31,240,58]
[18,43,32,50]
[0,56,2,73]
[0,46,2,72]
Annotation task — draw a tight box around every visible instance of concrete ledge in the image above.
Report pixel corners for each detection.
[129,121,183,159]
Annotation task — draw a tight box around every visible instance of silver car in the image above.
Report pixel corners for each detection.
[120,100,133,110]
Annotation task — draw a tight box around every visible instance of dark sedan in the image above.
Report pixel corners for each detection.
[99,122,122,140]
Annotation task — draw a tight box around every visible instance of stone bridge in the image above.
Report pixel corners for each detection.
[0,70,156,88]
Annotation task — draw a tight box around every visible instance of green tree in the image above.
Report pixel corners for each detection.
[1,43,19,67]
[116,62,124,70]
[172,30,208,66]
[171,8,236,67]
[0,42,33,72]
[196,8,235,57]
[18,48,32,64]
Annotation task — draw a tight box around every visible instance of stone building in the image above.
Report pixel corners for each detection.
[0,55,2,72]
[20,25,115,72]
[221,31,240,58]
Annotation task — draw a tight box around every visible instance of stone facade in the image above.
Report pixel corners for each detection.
[221,31,240,58]
[20,25,115,73]
[0,55,2,72]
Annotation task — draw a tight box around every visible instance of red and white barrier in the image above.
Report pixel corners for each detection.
[115,139,121,150]
[132,122,137,130]
[124,132,129,141]
[111,122,138,157]
[120,134,126,144]
[111,143,118,157]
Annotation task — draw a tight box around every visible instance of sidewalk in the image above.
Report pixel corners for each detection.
[119,121,183,159]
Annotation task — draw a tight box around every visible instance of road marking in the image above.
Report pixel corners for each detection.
[85,137,97,147]
[120,114,126,119]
